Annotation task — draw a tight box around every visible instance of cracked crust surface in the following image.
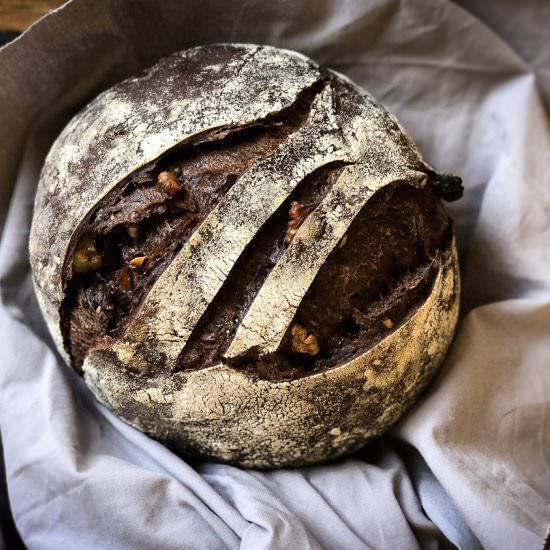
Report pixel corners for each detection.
[112,85,353,370]
[30,44,321,361]
[30,44,461,467]
[84,242,459,468]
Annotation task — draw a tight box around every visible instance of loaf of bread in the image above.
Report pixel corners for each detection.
[29,44,462,468]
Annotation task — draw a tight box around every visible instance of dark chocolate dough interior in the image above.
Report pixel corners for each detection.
[62,79,452,379]
[63,81,324,370]
[226,184,451,380]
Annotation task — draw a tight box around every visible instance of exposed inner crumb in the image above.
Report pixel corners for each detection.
[61,75,453,381]
[177,162,346,373]
[62,80,326,371]
[225,183,452,380]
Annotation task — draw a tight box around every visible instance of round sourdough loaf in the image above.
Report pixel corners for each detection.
[30,44,462,468]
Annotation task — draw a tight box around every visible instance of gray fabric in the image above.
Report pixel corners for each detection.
[0,0,549,548]
[454,0,550,112]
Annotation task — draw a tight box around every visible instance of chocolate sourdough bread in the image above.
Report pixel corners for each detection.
[30,44,462,467]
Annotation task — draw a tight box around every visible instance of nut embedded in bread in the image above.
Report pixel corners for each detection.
[29,44,462,468]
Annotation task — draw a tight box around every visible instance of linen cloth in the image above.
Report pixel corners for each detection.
[0,1,548,548]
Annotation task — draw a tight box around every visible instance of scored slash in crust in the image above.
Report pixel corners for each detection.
[29,44,461,468]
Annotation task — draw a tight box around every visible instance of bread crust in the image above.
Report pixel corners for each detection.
[30,44,460,467]
[83,243,458,468]
[30,44,322,361]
